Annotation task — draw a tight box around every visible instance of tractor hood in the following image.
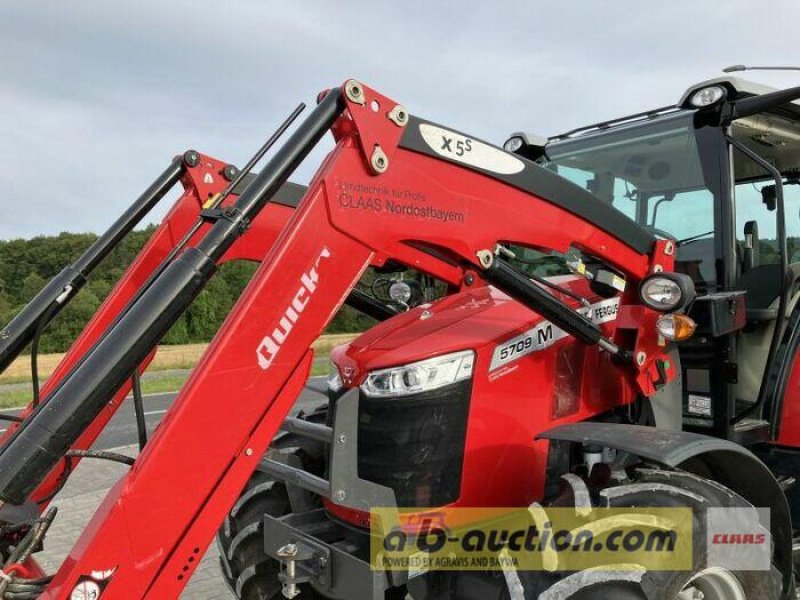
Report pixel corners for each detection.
[331,276,596,386]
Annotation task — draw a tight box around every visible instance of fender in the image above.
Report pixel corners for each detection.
[538,422,793,598]
[768,299,800,444]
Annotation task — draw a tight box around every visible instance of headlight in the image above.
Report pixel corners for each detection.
[361,350,474,398]
[639,272,695,313]
[689,85,726,108]
[327,360,343,392]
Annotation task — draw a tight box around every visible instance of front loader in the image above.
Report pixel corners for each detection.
[0,76,798,600]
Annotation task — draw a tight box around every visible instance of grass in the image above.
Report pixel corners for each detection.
[0,388,35,410]
[0,334,351,409]
[0,334,355,384]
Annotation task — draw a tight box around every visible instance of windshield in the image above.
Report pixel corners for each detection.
[542,113,719,289]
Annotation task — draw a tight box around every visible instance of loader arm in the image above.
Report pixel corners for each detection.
[0,81,673,599]
[0,153,306,511]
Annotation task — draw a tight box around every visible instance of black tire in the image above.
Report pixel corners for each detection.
[217,407,328,600]
[531,467,783,600]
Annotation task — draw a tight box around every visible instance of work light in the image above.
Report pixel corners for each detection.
[639,272,695,313]
[389,280,413,305]
[689,85,726,108]
[503,136,525,153]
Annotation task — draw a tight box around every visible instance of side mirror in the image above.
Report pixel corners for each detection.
[761,184,777,211]
[743,220,760,271]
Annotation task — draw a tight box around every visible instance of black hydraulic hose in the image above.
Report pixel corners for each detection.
[0,157,185,375]
[66,449,135,466]
[29,301,60,408]
[0,507,56,597]
[131,369,147,451]
[0,88,345,506]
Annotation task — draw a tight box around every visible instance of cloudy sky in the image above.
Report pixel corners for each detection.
[0,0,797,239]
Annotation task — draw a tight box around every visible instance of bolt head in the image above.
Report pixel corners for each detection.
[245,448,253,456]
[335,489,346,502]
[476,250,494,268]
[345,79,365,104]
[636,352,647,366]
[370,146,389,174]
[388,105,409,127]
[222,164,239,181]
[277,543,298,558]
[183,150,200,167]
[337,434,347,444]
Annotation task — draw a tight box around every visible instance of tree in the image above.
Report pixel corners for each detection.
[0,229,379,354]
[21,273,46,301]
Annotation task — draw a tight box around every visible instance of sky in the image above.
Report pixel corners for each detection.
[0,0,798,239]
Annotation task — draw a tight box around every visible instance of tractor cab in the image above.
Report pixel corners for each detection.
[507,77,800,446]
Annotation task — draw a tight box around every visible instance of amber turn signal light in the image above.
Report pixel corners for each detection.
[656,313,697,342]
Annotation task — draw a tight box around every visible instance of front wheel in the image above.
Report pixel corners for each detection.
[217,408,329,600]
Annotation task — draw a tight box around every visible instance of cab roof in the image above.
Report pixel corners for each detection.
[513,77,800,146]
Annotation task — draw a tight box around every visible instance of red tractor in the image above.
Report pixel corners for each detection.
[0,76,798,600]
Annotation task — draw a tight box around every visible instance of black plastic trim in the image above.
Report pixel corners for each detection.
[400,117,656,255]
[537,422,753,466]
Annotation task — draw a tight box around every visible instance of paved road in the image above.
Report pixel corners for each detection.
[0,376,329,449]
[96,375,328,449]
[27,377,329,599]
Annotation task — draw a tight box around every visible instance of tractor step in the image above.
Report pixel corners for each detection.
[730,418,770,446]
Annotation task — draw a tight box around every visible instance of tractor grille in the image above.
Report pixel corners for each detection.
[355,379,472,508]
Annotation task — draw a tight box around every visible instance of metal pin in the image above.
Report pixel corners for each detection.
[277,543,300,599]
[345,80,365,105]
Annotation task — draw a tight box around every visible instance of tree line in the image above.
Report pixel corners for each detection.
[0,228,374,354]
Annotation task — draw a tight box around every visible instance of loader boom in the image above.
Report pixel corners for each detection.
[0,81,673,599]
[0,157,185,375]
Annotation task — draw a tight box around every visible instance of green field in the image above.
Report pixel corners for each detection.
[0,340,342,409]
